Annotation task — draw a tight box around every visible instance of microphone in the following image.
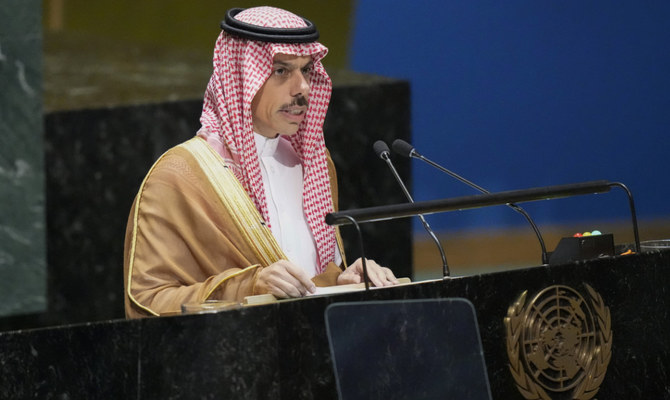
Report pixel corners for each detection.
[373,140,451,277]
[392,139,549,265]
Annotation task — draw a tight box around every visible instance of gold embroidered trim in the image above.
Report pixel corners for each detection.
[335,227,347,268]
[183,137,286,264]
[203,264,262,300]
[126,150,172,317]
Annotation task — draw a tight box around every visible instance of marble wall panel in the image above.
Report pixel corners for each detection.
[0,0,46,317]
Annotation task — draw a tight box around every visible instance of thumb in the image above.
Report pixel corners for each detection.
[337,271,361,285]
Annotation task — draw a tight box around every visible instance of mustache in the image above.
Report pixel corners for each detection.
[281,95,309,109]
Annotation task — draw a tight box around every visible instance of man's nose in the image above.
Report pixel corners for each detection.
[291,73,311,97]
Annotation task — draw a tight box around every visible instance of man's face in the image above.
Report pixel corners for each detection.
[252,54,313,138]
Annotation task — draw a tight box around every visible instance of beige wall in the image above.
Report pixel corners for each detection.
[43,0,353,69]
[414,219,670,279]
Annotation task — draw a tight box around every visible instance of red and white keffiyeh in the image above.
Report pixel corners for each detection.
[197,6,335,273]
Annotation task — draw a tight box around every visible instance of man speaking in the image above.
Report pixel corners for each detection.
[123,6,398,318]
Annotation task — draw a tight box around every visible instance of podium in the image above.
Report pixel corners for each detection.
[0,251,669,399]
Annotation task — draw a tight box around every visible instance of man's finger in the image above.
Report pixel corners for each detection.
[384,268,399,285]
[268,260,316,296]
[267,283,291,299]
[281,261,317,294]
[270,278,304,298]
[357,259,398,287]
[337,270,361,285]
[363,259,387,287]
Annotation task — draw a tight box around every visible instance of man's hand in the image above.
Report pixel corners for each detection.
[255,260,316,298]
[337,258,399,287]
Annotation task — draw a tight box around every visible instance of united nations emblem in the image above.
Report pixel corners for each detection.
[504,284,612,400]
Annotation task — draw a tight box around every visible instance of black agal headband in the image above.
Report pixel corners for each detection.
[220,8,319,43]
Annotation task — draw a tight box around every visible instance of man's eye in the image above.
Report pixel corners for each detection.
[302,66,313,74]
[274,68,286,76]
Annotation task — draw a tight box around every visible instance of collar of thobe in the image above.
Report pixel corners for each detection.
[253,132,281,157]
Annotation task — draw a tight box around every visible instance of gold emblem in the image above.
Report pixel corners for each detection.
[505,284,612,400]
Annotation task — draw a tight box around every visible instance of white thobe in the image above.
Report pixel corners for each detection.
[254,133,341,277]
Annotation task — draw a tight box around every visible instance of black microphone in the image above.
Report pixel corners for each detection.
[392,139,549,265]
[373,140,451,277]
